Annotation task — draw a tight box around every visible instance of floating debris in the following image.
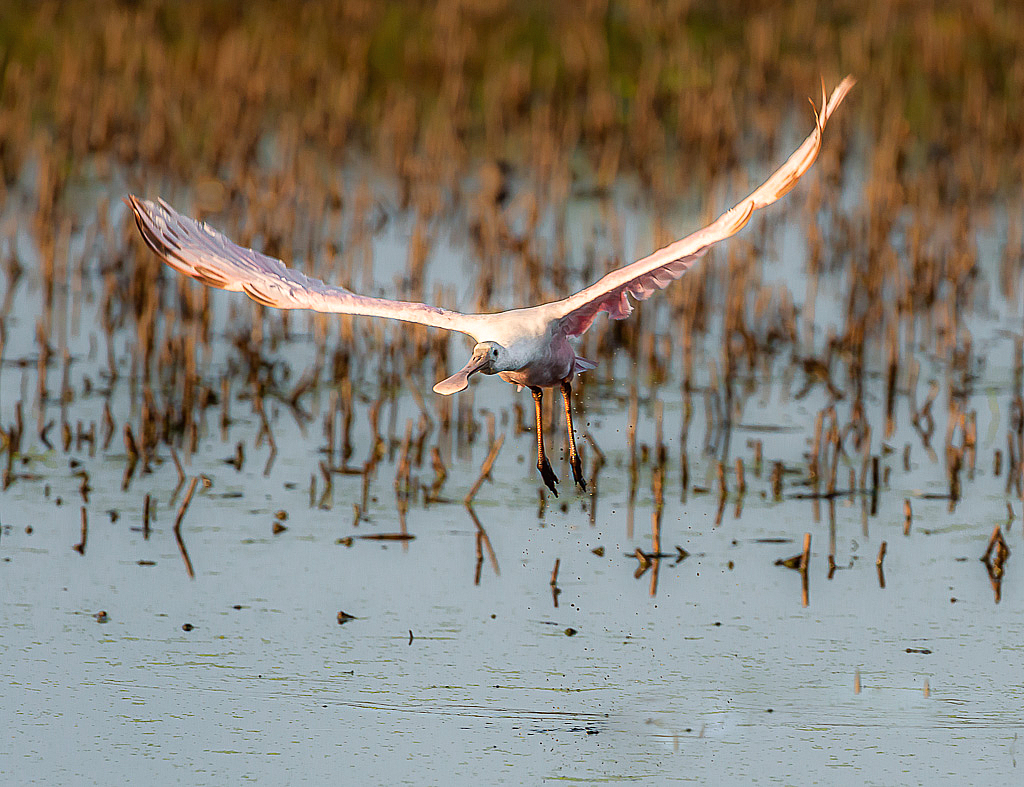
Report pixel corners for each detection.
[358,533,415,541]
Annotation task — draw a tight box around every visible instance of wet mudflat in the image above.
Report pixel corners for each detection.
[3,1,1024,783]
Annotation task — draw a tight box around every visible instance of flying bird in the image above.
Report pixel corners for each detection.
[127,76,854,496]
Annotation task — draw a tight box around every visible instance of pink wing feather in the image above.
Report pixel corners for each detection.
[126,196,479,335]
[551,76,855,338]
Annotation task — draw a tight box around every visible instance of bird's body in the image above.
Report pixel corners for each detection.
[456,307,590,388]
[495,332,587,391]
[128,76,855,494]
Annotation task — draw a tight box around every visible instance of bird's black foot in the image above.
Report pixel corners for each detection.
[570,454,587,492]
[538,457,559,497]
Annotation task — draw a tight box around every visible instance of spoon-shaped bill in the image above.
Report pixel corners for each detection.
[433,347,491,395]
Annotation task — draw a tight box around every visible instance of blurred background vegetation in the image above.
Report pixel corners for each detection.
[1,0,1022,212]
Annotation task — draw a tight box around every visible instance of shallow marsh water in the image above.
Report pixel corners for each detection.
[2,171,1024,786]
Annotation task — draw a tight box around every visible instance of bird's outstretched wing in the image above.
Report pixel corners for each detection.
[126,196,479,335]
[548,76,855,338]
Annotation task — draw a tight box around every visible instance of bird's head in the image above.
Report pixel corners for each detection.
[432,342,506,395]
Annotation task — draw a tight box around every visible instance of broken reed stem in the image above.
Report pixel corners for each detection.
[799,532,811,572]
[174,476,199,531]
[982,524,1010,565]
[172,476,199,579]
[650,498,663,598]
[464,432,505,504]
[170,445,185,485]
[174,524,195,580]
[73,506,87,554]
[771,461,783,501]
[393,418,413,504]
[870,456,880,515]
[429,445,447,501]
[464,503,499,577]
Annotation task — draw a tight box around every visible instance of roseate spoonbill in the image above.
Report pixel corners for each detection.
[127,76,854,495]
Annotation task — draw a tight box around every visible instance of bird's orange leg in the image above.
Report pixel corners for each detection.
[531,387,559,496]
[560,380,587,491]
